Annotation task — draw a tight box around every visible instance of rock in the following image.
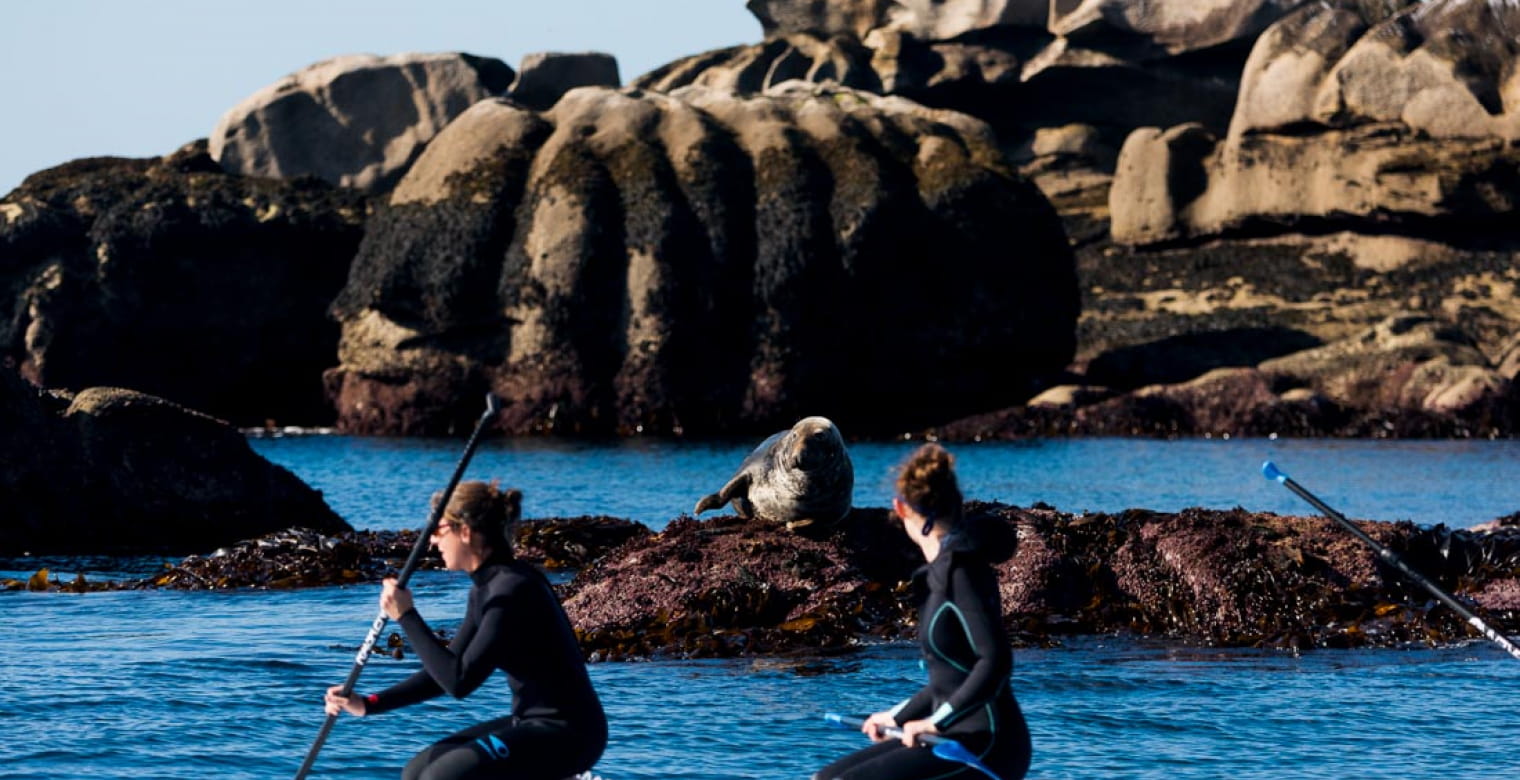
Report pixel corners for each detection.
[561,502,1520,659]
[508,52,622,111]
[0,367,350,555]
[0,143,367,426]
[1259,315,1508,418]
[143,517,647,590]
[745,0,903,39]
[1024,384,1114,408]
[2,515,648,591]
[1050,0,1305,56]
[210,52,515,194]
[636,34,884,95]
[326,83,1076,436]
[1109,123,1215,245]
[563,510,922,659]
[1114,1,1520,245]
[1494,331,1520,381]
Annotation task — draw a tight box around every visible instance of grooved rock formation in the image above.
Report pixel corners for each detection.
[0,142,368,426]
[639,0,1309,231]
[326,82,1078,436]
[0,366,349,556]
[210,52,516,194]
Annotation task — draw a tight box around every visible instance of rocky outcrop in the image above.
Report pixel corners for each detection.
[4,516,648,591]
[745,0,1297,49]
[990,0,1520,439]
[210,52,516,194]
[0,367,349,556]
[147,516,646,590]
[1113,0,1520,243]
[639,1,1310,248]
[938,314,1519,439]
[562,503,1520,659]
[325,82,1077,436]
[0,143,368,426]
[12,501,1517,660]
[507,52,622,110]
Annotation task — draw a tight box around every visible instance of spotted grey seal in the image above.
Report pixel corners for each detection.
[693,416,853,528]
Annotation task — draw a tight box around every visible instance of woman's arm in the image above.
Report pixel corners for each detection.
[398,581,516,699]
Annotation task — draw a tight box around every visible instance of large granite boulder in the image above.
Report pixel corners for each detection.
[210,52,515,194]
[325,82,1077,436]
[0,367,349,555]
[507,52,622,111]
[0,143,368,426]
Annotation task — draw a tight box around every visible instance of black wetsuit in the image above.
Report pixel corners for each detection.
[816,533,1031,780]
[364,554,607,780]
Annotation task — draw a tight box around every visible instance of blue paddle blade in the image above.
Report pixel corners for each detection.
[1262,460,1287,483]
[931,739,1000,780]
[931,740,976,763]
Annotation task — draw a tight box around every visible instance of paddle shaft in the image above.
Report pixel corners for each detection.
[294,395,502,779]
[1269,466,1520,662]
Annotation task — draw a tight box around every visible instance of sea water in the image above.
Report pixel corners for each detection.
[3,437,1517,779]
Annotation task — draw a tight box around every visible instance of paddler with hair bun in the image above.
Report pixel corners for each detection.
[323,480,607,780]
[814,443,1032,780]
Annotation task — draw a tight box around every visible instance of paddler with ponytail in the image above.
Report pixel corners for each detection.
[815,443,1032,780]
[323,481,607,780]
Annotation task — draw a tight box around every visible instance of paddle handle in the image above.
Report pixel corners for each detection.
[823,712,948,746]
[294,395,501,779]
[1262,461,1520,662]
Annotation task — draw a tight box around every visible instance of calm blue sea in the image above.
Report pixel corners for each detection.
[4,436,1518,779]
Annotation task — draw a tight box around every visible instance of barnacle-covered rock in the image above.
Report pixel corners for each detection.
[326,82,1076,437]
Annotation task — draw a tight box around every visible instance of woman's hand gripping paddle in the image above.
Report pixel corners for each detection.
[823,712,1002,779]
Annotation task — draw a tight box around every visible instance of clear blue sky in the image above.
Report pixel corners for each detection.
[0,1,760,196]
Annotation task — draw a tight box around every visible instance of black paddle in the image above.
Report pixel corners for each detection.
[294,394,503,779]
[1262,461,1520,661]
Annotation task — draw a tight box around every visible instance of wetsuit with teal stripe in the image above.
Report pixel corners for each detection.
[363,553,607,780]
[816,533,1031,780]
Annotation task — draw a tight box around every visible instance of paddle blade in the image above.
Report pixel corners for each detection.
[931,739,977,764]
[1262,461,1287,483]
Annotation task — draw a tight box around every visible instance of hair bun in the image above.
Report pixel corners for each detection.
[502,488,523,523]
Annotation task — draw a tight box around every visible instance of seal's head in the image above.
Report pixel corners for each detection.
[783,415,845,472]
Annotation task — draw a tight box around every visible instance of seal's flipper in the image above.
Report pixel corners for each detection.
[733,496,756,519]
[695,473,750,515]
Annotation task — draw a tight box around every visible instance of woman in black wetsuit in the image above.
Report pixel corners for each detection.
[815,444,1031,780]
[324,481,607,780]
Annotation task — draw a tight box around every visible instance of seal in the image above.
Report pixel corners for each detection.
[693,416,854,528]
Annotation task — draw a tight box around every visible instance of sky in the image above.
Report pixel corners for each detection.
[0,0,761,196]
